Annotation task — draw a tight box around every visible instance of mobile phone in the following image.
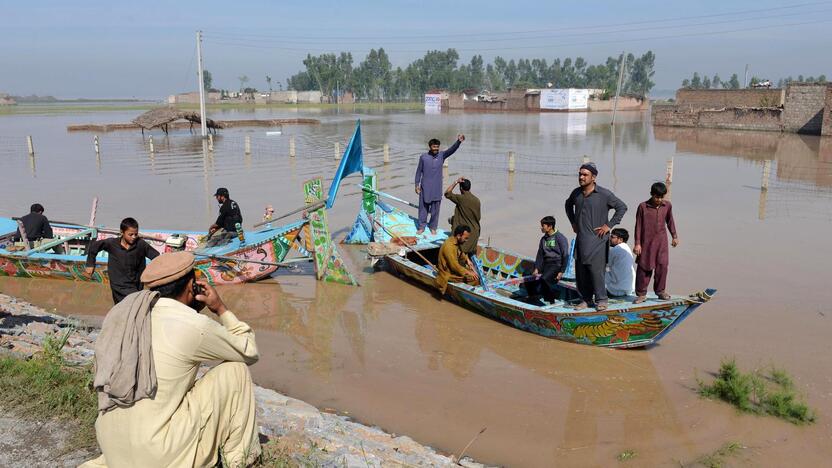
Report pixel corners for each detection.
[192,282,205,297]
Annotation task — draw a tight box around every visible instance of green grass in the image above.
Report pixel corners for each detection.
[616,450,638,462]
[698,359,815,425]
[0,329,97,448]
[687,442,745,468]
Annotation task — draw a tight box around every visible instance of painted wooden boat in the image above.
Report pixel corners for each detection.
[0,217,309,285]
[348,170,717,348]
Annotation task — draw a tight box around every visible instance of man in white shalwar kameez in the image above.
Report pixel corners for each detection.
[606,228,636,297]
[81,252,260,468]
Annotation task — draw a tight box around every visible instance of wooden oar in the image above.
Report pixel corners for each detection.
[359,186,419,209]
[193,253,311,268]
[251,199,327,228]
[370,217,436,271]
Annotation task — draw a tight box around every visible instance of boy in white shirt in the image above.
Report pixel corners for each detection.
[606,228,636,297]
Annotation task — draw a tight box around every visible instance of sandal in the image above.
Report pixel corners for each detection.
[657,292,672,301]
[633,296,647,304]
[595,303,608,312]
[571,302,588,310]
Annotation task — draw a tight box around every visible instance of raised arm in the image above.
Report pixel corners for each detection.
[442,139,462,160]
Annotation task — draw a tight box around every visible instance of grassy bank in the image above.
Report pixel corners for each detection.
[0,339,97,447]
[698,359,815,425]
[0,101,423,116]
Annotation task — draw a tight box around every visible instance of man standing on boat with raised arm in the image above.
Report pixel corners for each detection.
[565,162,627,311]
[444,176,480,256]
[415,134,465,235]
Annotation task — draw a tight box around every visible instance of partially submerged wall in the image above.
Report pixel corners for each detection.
[652,107,782,132]
[783,83,827,134]
[675,88,784,109]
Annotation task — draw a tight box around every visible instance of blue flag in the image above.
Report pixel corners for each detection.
[326,120,363,209]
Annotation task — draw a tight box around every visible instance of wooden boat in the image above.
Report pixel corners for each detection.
[0,177,358,286]
[348,171,717,348]
[0,217,308,285]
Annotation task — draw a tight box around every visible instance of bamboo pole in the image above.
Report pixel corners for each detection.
[289,135,296,157]
[582,155,590,164]
[508,151,516,173]
[334,142,341,160]
[245,135,251,155]
[94,135,100,155]
[26,136,34,156]
[383,143,390,164]
[665,158,674,185]
[208,134,214,152]
[149,136,155,153]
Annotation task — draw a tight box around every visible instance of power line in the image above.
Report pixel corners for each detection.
[203,18,832,54]
[206,1,832,41]
[206,8,832,46]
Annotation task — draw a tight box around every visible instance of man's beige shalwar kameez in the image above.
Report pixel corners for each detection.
[81,298,260,468]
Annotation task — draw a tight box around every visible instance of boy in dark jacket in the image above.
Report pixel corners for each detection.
[532,216,570,304]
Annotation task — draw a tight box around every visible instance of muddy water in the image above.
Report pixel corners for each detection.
[2,108,831,466]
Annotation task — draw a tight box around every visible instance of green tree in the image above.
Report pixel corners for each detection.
[237,75,249,93]
[728,74,741,89]
[682,78,691,88]
[703,76,711,89]
[625,51,656,96]
[712,74,721,89]
[203,70,213,92]
[691,72,702,89]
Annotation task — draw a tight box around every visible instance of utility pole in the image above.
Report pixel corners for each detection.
[744,64,749,89]
[196,30,208,138]
[611,52,626,126]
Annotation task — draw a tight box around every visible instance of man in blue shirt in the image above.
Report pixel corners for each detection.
[414,134,465,235]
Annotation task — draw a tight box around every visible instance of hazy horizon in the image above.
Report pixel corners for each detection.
[1,0,830,99]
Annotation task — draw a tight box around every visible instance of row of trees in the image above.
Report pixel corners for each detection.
[286,49,657,101]
[681,72,828,89]
[681,73,742,90]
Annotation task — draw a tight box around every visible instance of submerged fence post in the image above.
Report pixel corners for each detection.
[666,158,674,185]
[149,136,155,153]
[383,143,390,164]
[582,154,590,165]
[245,135,251,155]
[94,135,100,155]
[208,134,214,152]
[761,160,771,191]
[289,135,296,157]
[508,151,516,173]
[334,142,341,160]
[26,136,34,156]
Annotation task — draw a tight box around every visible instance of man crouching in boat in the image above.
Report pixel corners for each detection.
[80,251,260,468]
[435,225,480,294]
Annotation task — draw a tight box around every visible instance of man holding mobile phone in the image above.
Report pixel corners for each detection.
[82,252,260,468]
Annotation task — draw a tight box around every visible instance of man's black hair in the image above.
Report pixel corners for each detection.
[540,216,556,227]
[651,182,668,197]
[30,203,44,214]
[150,270,195,299]
[453,225,471,236]
[428,138,440,146]
[611,227,629,243]
[120,217,139,232]
[460,179,471,191]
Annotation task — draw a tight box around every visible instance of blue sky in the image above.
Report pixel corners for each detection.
[0,0,829,98]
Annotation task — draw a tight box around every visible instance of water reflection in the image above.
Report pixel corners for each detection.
[654,126,832,189]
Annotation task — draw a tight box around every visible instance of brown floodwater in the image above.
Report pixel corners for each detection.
[2,108,831,466]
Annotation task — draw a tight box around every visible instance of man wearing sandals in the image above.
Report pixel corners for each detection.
[564,163,627,311]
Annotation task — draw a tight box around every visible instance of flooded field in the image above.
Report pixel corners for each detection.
[1,107,831,466]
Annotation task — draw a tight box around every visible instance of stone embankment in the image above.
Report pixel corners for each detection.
[0,293,484,467]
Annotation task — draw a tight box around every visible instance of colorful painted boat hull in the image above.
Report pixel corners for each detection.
[0,217,307,285]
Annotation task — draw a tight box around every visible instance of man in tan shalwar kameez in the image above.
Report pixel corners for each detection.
[435,225,480,294]
[81,252,260,468]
